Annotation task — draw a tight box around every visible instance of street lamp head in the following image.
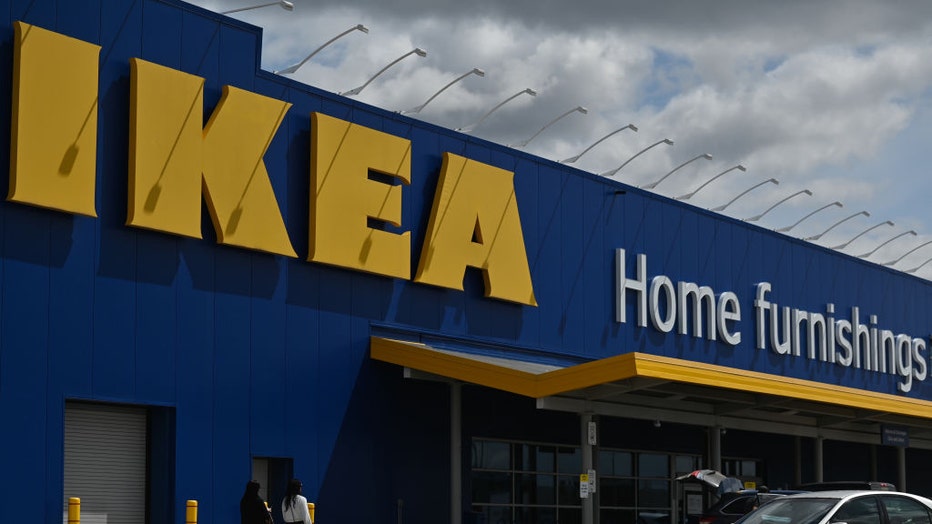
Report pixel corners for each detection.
[220,0,295,14]
[509,105,589,148]
[803,209,870,241]
[601,138,674,178]
[456,88,537,133]
[274,23,370,75]
[641,152,713,190]
[340,47,428,97]
[401,66,488,115]
[743,185,809,222]
[560,123,639,164]
[675,163,748,201]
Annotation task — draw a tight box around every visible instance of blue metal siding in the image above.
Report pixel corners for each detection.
[3,0,932,522]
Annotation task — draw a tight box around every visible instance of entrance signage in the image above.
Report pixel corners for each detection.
[7,21,536,306]
[616,249,929,394]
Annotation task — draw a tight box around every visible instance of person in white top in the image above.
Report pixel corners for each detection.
[280,478,313,524]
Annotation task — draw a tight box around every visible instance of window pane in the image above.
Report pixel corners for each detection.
[637,510,671,524]
[741,460,756,476]
[881,495,932,524]
[674,455,698,475]
[558,474,580,505]
[599,451,633,477]
[557,446,582,474]
[601,508,636,524]
[600,477,636,507]
[559,507,583,524]
[639,453,669,477]
[518,444,555,473]
[473,440,511,470]
[517,506,557,524]
[472,471,512,504]
[516,473,555,505]
[478,505,512,524]
[831,496,881,524]
[638,479,670,508]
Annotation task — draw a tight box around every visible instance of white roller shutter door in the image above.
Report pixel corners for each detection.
[64,402,147,524]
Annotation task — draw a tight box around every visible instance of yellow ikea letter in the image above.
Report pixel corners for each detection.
[309,112,411,279]
[9,21,100,216]
[202,86,296,257]
[415,153,536,306]
[127,58,204,238]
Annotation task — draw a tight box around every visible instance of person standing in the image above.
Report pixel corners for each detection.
[240,480,273,524]
[282,479,314,524]
[281,478,313,524]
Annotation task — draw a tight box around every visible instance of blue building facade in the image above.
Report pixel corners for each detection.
[2,1,932,523]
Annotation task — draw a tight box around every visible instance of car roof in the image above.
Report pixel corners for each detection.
[782,490,932,503]
[795,481,896,491]
[785,490,878,499]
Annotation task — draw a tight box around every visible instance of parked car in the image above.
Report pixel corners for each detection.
[696,489,802,524]
[735,490,932,524]
[795,481,897,492]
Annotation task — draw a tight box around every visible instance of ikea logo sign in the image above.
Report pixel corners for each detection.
[8,21,536,307]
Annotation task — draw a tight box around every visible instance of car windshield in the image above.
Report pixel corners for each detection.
[736,498,837,524]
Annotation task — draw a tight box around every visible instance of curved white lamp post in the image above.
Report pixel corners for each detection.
[456,88,537,133]
[640,153,713,190]
[600,138,674,178]
[400,68,485,115]
[905,256,932,274]
[710,178,779,212]
[829,220,894,250]
[560,124,638,164]
[803,211,869,241]
[858,230,917,258]
[883,239,932,267]
[676,164,746,200]
[743,189,812,222]
[221,0,293,14]
[509,106,588,148]
[340,48,428,97]
[774,201,842,233]
[274,24,368,75]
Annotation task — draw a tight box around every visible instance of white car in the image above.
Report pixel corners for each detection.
[734,490,932,524]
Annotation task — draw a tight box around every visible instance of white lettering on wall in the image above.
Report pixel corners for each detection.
[615,248,930,394]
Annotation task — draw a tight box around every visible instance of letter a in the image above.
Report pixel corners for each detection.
[415,153,536,306]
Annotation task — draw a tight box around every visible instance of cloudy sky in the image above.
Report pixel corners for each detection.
[190,0,932,276]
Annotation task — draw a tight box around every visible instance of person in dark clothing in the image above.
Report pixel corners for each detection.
[241,480,273,524]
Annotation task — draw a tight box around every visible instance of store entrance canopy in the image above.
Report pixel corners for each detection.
[371,336,932,449]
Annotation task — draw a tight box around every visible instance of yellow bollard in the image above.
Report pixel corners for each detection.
[68,497,80,524]
[186,500,198,524]
[308,502,315,523]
